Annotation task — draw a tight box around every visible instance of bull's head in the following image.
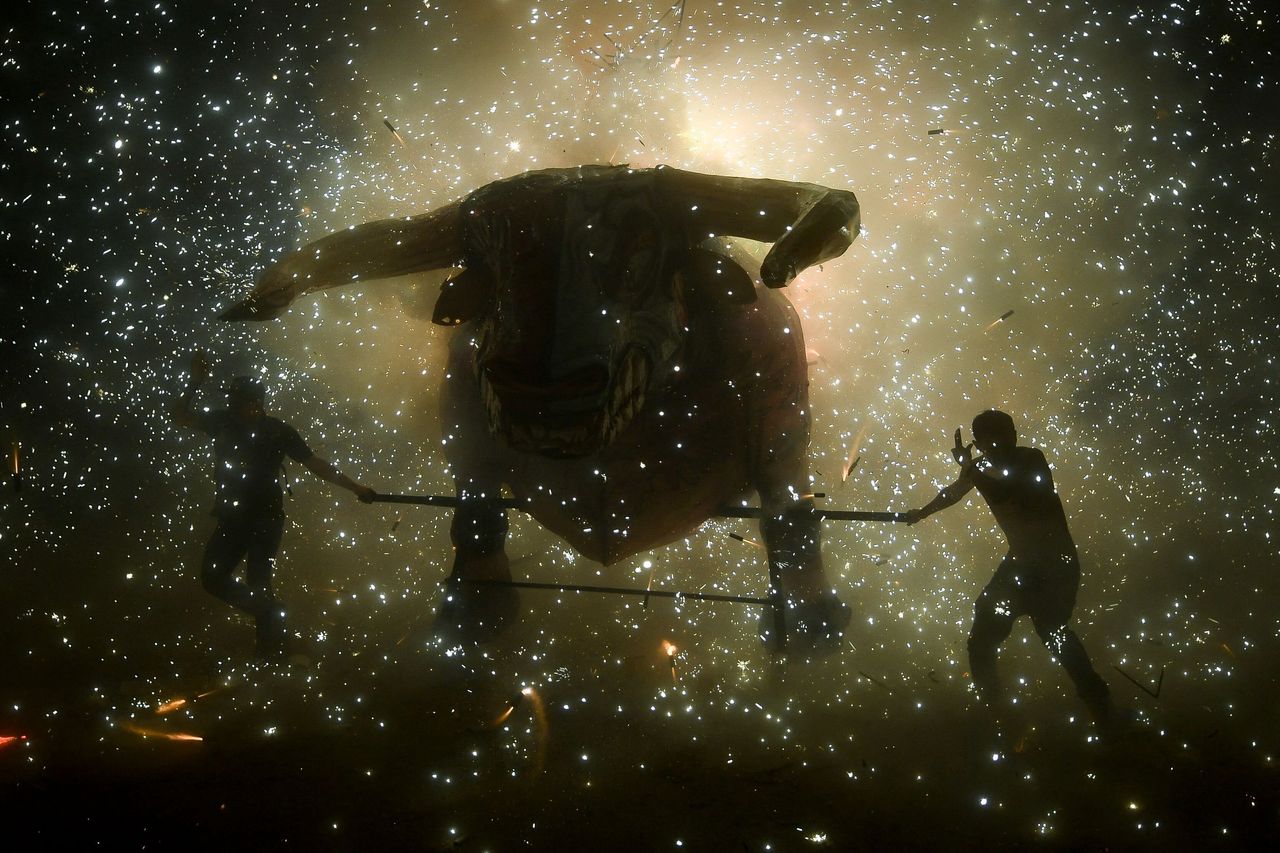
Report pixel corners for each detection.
[221,166,859,458]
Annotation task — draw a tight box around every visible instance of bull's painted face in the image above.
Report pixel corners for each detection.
[438,175,687,458]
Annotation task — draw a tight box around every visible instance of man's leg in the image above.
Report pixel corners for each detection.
[1032,620,1112,722]
[245,515,287,656]
[201,518,258,614]
[968,558,1018,703]
[1027,557,1112,722]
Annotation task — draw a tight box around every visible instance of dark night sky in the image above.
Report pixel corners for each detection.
[1,1,1277,848]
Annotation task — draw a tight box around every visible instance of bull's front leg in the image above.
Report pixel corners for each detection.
[446,494,519,634]
[436,484,521,641]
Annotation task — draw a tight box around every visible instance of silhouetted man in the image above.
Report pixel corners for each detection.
[904,410,1112,723]
[172,352,376,658]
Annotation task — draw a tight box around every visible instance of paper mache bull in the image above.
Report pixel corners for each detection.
[222,164,861,650]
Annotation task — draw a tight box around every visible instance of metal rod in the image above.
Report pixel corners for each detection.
[717,506,906,523]
[374,493,904,523]
[375,493,524,509]
[460,577,771,606]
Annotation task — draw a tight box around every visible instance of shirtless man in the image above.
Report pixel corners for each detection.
[904,410,1112,723]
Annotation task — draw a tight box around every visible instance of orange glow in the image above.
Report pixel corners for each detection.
[10,442,18,476]
[0,735,28,750]
[664,641,679,683]
[124,723,203,742]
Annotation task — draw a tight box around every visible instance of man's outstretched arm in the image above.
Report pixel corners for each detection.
[171,351,210,429]
[904,470,975,525]
[301,454,377,503]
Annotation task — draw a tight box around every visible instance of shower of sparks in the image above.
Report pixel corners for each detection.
[2,0,1278,848]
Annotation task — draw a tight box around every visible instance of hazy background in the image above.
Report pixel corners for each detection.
[2,1,1276,847]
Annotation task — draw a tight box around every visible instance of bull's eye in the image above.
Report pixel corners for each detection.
[432,266,495,326]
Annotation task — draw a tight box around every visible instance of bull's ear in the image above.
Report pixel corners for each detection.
[681,247,757,304]
[432,266,494,326]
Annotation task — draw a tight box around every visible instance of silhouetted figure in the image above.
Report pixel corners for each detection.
[172,352,376,659]
[905,410,1112,723]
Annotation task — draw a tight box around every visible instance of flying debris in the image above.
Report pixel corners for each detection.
[492,691,525,727]
[1112,666,1165,699]
[10,440,20,492]
[841,423,869,483]
[858,671,892,692]
[382,118,408,147]
[983,309,1016,333]
[155,687,223,715]
[927,128,947,135]
[0,735,28,750]
[663,640,679,682]
[123,723,204,743]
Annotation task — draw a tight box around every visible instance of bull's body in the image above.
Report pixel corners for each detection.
[225,164,860,647]
[443,276,807,567]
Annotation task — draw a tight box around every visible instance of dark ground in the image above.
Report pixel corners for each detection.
[2,574,1276,852]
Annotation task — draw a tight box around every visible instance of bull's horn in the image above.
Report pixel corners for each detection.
[654,167,859,288]
[220,201,464,321]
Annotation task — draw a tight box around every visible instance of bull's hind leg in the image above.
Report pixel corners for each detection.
[756,493,851,653]
[435,340,521,642]
[750,374,850,653]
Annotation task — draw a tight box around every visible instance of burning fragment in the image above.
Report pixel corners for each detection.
[983,309,1016,332]
[155,688,222,715]
[492,691,525,727]
[841,423,869,483]
[663,641,679,682]
[382,118,408,147]
[124,723,204,743]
